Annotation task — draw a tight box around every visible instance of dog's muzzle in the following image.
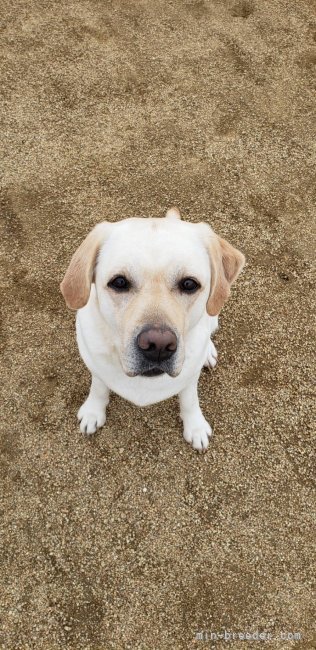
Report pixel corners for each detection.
[135,326,178,377]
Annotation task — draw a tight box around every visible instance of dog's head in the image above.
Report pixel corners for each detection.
[60,209,245,377]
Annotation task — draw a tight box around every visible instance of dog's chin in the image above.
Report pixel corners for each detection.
[123,366,180,378]
[141,368,165,377]
[121,354,183,378]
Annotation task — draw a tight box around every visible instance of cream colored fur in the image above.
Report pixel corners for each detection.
[60,209,245,451]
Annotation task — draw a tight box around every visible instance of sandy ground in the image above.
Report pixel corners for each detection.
[0,0,315,648]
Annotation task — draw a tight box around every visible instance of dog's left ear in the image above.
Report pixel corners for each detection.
[60,222,110,310]
[199,224,245,316]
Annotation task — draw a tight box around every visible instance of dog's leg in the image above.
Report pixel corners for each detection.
[77,375,110,435]
[203,339,218,369]
[178,377,212,451]
[203,315,218,369]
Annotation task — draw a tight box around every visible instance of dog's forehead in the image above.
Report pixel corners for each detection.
[99,218,208,271]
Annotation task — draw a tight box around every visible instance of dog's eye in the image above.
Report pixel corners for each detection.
[179,277,200,293]
[108,275,131,291]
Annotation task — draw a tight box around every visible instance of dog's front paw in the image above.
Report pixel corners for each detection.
[77,400,106,435]
[203,339,218,369]
[183,414,212,452]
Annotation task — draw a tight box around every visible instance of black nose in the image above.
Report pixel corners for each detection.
[137,327,177,362]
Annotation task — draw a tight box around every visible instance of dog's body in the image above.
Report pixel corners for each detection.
[60,209,245,450]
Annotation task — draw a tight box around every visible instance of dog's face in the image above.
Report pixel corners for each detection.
[60,209,245,378]
[94,212,212,377]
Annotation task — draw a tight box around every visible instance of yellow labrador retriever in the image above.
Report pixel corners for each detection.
[60,208,245,451]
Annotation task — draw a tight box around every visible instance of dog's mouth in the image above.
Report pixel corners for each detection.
[141,368,165,377]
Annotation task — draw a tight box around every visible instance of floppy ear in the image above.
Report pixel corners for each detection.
[60,222,109,310]
[204,228,245,316]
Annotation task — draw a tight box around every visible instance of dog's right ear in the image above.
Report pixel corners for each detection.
[198,223,245,316]
[60,222,110,310]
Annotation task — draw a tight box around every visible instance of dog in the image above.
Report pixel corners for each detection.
[60,208,245,451]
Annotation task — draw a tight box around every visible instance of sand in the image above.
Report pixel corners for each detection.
[0,0,315,648]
